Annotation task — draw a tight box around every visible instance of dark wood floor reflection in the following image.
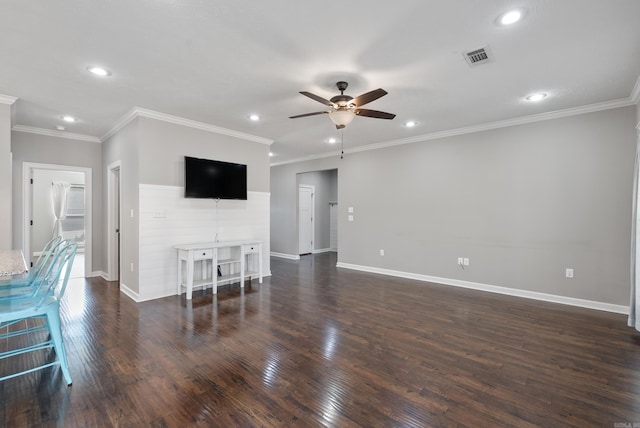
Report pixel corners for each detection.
[1,252,640,426]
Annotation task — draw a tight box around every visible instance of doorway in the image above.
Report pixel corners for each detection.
[107,161,121,282]
[298,185,314,255]
[22,162,92,277]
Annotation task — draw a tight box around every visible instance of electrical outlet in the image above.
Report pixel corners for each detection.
[463,258,469,266]
[380,249,385,256]
[565,268,574,278]
[458,257,464,266]
[130,262,134,272]
[348,215,354,222]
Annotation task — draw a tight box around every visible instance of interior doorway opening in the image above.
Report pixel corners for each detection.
[296,169,338,256]
[22,162,92,277]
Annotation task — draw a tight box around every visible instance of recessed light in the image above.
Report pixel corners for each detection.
[249,114,260,121]
[87,66,111,77]
[404,120,417,128]
[62,115,76,123]
[525,93,547,102]
[269,152,274,157]
[497,9,525,26]
[327,138,338,144]
[56,125,66,131]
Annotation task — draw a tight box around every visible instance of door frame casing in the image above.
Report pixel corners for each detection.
[298,184,315,255]
[22,161,92,276]
[107,160,121,282]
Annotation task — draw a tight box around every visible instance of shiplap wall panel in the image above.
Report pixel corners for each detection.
[138,184,270,301]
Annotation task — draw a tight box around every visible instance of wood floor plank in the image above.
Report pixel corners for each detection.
[1,252,640,427]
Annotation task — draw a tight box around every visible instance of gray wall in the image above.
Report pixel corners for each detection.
[102,116,271,296]
[11,131,103,271]
[271,106,637,305]
[102,119,140,292]
[137,117,270,190]
[0,104,11,249]
[298,169,337,251]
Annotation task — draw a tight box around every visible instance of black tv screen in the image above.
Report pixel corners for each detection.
[184,156,247,200]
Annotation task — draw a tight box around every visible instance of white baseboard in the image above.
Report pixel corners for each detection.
[119,282,141,302]
[336,262,629,315]
[312,248,335,254]
[270,252,300,260]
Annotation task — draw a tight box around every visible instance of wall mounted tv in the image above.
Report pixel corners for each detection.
[184,156,247,200]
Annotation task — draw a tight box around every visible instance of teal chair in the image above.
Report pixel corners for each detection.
[0,241,77,385]
[0,236,63,288]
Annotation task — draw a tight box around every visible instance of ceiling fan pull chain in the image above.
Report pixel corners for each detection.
[341,128,344,159]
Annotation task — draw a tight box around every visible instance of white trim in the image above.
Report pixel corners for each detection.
[107,161,121,282]
[101,107,138,141]
[336,262,629,315]
[102,107,274,145]
[119,282,140,302]
[12,125,101,143]
[312,248,334,254]
[271,97,635,167]
[298,184,315,255]
[0,94,17,105]
[631,74,640,104]
[22,162,93,278]
[270,252,300,260]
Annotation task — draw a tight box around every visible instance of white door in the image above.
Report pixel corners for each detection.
[298,185,314,255]
[329,202,338,251]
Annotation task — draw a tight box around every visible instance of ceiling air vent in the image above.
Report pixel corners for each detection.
[463,46,493,67]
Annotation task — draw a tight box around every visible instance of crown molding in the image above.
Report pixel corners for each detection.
[100,107,138,141]
[0,94,17,105]
[103,107,273,145]
[270,150,343,167]
[272,97,635,167]
[12,125,101,143]
[631,74,640,104]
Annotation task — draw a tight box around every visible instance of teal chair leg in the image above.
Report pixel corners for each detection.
[46,303,72,385]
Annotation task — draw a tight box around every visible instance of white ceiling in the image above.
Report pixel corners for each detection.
[2,1,639,164]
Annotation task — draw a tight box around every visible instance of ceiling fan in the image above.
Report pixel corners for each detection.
[289,81,396,129]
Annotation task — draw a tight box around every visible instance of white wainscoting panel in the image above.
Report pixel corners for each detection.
[138,185,270,301]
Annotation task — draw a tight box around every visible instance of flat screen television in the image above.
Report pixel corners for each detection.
[184,156,247,200]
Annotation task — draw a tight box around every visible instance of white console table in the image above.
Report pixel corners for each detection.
[175,240,263,300]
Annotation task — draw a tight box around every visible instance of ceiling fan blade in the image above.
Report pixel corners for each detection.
[289,111,329,119]
[299,91,335,107]
[352,88,388,107]
[356,109,396,120]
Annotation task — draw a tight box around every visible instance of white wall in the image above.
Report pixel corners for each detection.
[0,103,12,249]
[138,186,270,301]
[31,169,84,256]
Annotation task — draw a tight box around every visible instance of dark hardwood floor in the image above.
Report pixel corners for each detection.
[1,252,640,427]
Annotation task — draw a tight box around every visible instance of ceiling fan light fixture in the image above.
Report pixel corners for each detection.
[329,110,356,128]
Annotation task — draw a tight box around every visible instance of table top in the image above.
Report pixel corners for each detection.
[174,240,262,251]
[0,250,28,277]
